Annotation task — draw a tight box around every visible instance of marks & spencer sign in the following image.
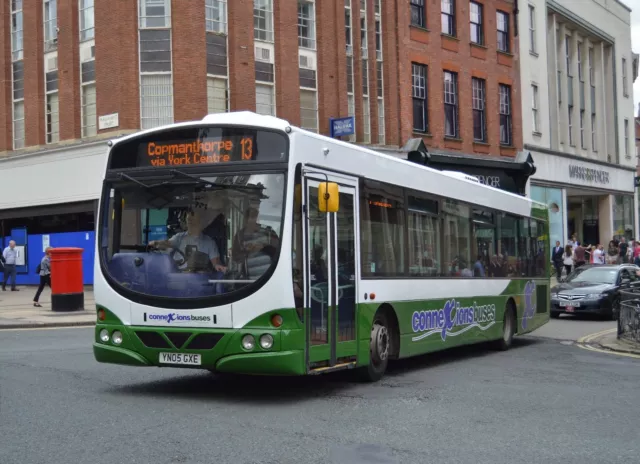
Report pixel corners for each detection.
[568,165,610,185]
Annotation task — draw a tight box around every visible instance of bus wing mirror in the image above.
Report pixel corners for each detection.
[318,182,339,213]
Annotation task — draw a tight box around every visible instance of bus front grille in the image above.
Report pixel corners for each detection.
[134,331,223,350]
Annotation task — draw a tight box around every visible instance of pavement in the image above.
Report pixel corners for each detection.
[1,327,639,464]
[0,285,96,329]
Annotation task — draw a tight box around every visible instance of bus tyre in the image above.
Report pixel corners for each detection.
[495,303,516,351]
[359,312,390,382]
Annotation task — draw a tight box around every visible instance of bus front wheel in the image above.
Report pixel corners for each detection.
[495,301,516,351]
[359,312,391,382]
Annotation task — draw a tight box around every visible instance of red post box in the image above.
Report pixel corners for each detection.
[49,247,84,312]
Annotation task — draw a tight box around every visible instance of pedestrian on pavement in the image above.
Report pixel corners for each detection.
[606,240,619,264]
[563,244,574,277]
[592,244,604,264]
[2,240,19,291]
[574,242,587,268]
[552,241,563,282]
[33,247,53,307]
[618,237,628,264]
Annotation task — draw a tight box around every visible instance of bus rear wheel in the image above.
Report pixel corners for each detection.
[359,312,390,382]
[495,302,516,351]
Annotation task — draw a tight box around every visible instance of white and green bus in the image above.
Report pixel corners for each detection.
[93,111,550,381]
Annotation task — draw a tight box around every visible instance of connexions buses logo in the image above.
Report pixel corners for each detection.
[521,280,537,330]
[143,313,212,324]
[411,300,497,342]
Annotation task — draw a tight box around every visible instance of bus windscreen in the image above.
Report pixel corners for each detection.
[107,126,288,170]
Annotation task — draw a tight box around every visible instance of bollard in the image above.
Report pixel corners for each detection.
[49,247,84,312]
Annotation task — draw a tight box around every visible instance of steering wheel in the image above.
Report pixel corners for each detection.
[169,248,187,267]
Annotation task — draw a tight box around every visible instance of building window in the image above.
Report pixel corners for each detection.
[441,0,455,36]
[374,0,380,15]
[362,58,369,95]
[591,113,596,151]
[624,118,629,156]
[443,71,458,138]
[411,0,425,28]
[79,0,95,41]
[565,36,571,76]
[588,47,594,85]
[44,0,57,52]
[347,93,355,142]
[499,84,512,145]
[206,0,227,34]
[568,106,574,146]
[11,0,23,62]
[138,0,173,130]
[375,19,382,60]
[139,0,171,28]
[577,42,584,82]
[300,89,318,132]
[496,11,509,53]
[472,77,486,142]
[622,58,628,97]
[470,2,483,45]
[378,98,385,144]
[363,96,371,143]
[254,0,274,42]
[80,51,97,137]
[360,16,367,53]
[256,83,275,115]
[45,68,59,144]
[531,83,539,133]
[345,2,352,52]
[580,110,585,149]
[207,77,228,113]
[412,63,427,133]
[11,0,24,149]
[140,74,173,129]
[528,4,535,54]
[298,1,315,49]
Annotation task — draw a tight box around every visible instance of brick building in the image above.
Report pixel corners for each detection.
[0,0,530,283]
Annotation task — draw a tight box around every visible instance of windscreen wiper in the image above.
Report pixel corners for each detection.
[170,169,214,186]
[117,172,173,207]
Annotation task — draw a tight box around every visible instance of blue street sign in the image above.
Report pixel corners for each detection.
[329,116,355,137]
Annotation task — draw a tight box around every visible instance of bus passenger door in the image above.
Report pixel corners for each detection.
[304,174,359,373]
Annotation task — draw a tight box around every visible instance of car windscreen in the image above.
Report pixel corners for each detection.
[566,267,618,284]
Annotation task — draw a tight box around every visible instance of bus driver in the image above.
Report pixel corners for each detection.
[150,208,227,273]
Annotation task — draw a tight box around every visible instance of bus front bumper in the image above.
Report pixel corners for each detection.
[93,323,306,376]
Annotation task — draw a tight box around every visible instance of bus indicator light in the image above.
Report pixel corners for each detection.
[270,314,283,327]
[97,308,105,321]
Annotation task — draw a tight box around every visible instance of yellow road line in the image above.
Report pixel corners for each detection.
[576,341,640,359]
[576,328,617,344]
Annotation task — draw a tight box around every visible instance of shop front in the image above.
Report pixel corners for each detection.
[0,140,109,284]
[527,149,638,250]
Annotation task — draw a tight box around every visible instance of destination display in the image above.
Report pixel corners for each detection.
[107,127,288,170]
[142,136,254,167]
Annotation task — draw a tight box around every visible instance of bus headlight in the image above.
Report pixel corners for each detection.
[241,334,255,350]
[259,334,274,350]
[111,331,123,345]
[99,329,110,343]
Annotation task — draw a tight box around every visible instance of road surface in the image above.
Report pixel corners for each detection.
[0,323,637,464]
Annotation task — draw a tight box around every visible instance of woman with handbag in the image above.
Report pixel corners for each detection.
[33,247,52,307]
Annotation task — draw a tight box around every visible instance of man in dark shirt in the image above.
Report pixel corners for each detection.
[552,240,563,282]
[618,237,628,264]
[202,194,228,266]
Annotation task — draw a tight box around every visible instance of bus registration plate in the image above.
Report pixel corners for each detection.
[159,352,201,366]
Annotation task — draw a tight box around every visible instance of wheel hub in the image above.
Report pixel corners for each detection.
[370,324,389,363]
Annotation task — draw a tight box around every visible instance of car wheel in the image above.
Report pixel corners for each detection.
[610,296,621,321]
[358,311,391,382]
[494,302,516,351]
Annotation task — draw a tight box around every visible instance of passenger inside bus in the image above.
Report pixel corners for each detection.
[232,207,280,279]
[202,192,228,266]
